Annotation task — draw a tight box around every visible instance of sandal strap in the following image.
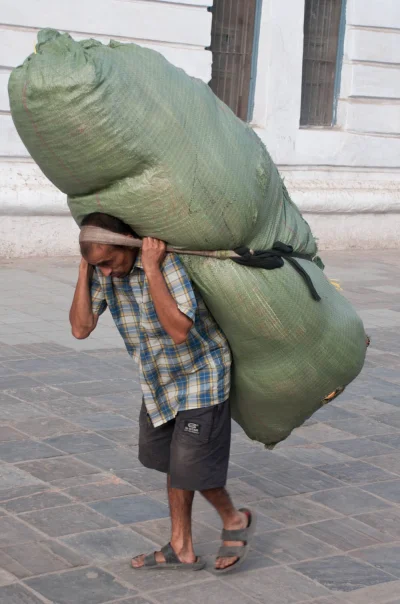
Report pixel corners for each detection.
[217,545,245,558]
[221,527,249,541]
[161,542,180,564]
[142,552,158,567]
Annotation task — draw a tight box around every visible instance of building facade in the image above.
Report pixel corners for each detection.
[0,0,399,256]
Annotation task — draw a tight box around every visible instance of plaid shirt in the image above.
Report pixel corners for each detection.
[91,251,231,427]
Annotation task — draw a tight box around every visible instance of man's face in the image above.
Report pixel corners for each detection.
[83,243,138,278]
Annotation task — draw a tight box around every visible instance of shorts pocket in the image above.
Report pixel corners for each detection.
[174,407,215,446]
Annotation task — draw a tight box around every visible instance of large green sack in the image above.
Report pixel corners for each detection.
[9,29,367,446]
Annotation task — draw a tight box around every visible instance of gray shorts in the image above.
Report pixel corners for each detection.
[138,400,231,491]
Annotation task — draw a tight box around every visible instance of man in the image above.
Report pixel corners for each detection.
[70,212,255,573]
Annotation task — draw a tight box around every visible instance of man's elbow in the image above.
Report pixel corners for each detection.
[172,325,192,345]
[71,327,91,340]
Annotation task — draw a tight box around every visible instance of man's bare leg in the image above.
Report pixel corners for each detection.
[132,475,196,567]
[201,487,249,570]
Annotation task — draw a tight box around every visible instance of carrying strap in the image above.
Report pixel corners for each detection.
[79,227,321,301]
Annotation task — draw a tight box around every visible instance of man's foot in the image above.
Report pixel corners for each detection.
[132,543,196,568]
[215,509,250,570]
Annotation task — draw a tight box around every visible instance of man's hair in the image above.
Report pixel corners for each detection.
[80,212,138,256]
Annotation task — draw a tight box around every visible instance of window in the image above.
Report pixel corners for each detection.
[300,0,345,127]
[208,0,261,121]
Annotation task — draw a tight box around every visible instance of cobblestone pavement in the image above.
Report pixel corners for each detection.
[0,251,399,604]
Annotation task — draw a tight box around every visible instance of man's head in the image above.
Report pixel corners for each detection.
[80,213,139,278]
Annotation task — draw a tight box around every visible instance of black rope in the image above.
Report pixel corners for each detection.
[232,241,321,302]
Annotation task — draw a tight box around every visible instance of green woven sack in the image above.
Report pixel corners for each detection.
[9,29,367,445]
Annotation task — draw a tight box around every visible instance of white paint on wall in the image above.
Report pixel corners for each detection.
[1,0,400,256]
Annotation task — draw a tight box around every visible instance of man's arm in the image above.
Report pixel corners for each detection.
[69,258,100,339]
[142,238,193,345]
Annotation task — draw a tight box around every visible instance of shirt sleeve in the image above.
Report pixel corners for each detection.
[90,270,107,317]
[162,253,197,322]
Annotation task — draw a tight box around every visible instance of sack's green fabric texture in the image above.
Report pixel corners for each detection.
[9,29,367,446]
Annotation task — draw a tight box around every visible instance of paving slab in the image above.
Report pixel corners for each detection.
[1,251,400,602]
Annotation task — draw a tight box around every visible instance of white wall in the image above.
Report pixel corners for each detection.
[0,0,212,257]
[1,0,399,256]
[251,0,400,249]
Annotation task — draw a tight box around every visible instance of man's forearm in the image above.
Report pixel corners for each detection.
[69,261,98,339]
[147,268,192,345]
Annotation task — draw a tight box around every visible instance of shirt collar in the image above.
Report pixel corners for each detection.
[131,248,143,272]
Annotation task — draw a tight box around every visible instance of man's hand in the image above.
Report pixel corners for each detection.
[79,256,94,277]
[142,237,166,275]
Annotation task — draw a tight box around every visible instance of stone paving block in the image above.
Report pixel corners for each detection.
[72,412,137,431]
[65,475,140,502]
[292,555,396,592]
[234,473,297,498]
[253,528,338,563]
[0,568,16,587]
[351,544,400,578]
[6,385,67,403]
[312,405,359,422]
[0,584,45,603]
[368,366,400,385]
[115,468,169,492]
[0,401,46,423]
[275,444,353,466]
[374,393,400,408]
[354,508,400,541]
[226,462,253,480]
[0,375,40,390]
[2,490,73,514]
[35,368,93,385]
[35,396,102,418]
[345,580,400,604]
[299,517,389,551]
[227,565,329,603]
[326,417,399,437]
[260,466,343,494]
[229,450,296,474]
[90,495,170,524]
[61,526,157,564]
[16,343,74,356]
[0,517,44,547]
[315,460,398,485]
[76,448,141,472]
[256,493,340,526]
[16,456,100,482]
[13,417,85,439]
[334,396,399,416]
[365,452,400,475]
[25,567,130,604]
[362,479,400,503]
[132,516,219,546]
[371,433,400,449]
[372,411,400,430]
[44,432,114,454]
[59,379,139,397]
[0,440,64,463]
[310,486,393,515]
[98,428,140,446]
[323,438,397,459]
[20,503,117,537]
[49,472,114,490]
[294,423,356,443]
[2,358,59,374]
[0,540,86,578]
[0,426,26,442]
[0,465,45,492]
[151,580,257,604]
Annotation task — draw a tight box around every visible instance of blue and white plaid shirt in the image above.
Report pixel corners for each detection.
[91,251,231,427]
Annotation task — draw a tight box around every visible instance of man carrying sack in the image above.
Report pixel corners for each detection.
[69,212,256,573]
